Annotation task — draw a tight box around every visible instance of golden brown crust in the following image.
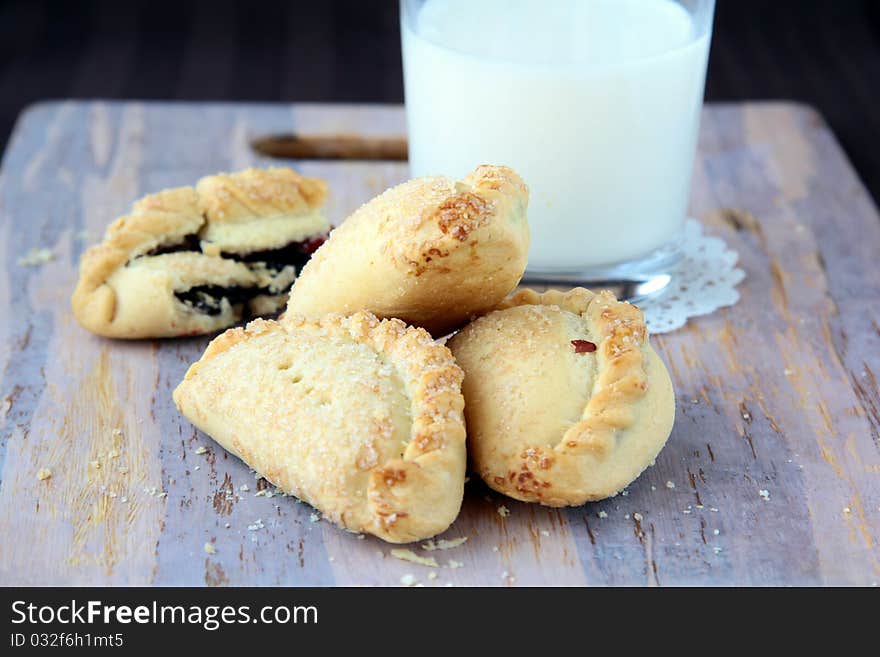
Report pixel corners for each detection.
[174,312,467,542]
[285,164,530,336]
[196,167,327,224]
[71,168,329,339]
[449,287,675,506]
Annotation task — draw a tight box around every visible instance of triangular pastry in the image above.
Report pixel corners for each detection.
[448,288,675,506]
[72,167,329,338]
[284,164,530,336]
[173,312,467,543]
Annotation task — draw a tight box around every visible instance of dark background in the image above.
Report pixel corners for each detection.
[1,0,878,202]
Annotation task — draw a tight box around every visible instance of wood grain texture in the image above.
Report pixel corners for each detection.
[0,101,877,586]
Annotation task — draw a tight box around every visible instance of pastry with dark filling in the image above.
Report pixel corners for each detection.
[72,167,329,338]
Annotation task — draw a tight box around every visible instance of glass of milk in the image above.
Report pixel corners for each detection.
[401,0,715,290]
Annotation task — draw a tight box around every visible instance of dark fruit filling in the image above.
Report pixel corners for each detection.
[222,234,326,271]
[146,232,327,316]
[175,285,257,315]
[143,234,203,257]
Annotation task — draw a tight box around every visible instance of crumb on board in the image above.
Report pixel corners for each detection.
[598,511,608,519]
[400,574,418,587]
[843,507,852,514]
[447,560,463,569]
[18,248,54,266]
[713,529,720,535]
[497,505,510,518]
[247,519,264,531]
[37,468,52,481]
[712,546,723,554]
[540,530,550,537]
[204,542,216,555]
[309,512,321,523]
[759,489,770,501]
[194,446,208,455]
[421,537,468,551]
[390,549,439,568]
[427,571,438,581]
[633,512,643,521]
[665,480,676,489]
[239,484,250,492]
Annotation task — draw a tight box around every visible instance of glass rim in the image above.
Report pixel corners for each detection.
[401,0,717,73]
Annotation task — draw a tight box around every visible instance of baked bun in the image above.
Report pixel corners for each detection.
[284,164,529,336]
[72,167,329,338]
[448,288,675,506]
[173,312,467,543]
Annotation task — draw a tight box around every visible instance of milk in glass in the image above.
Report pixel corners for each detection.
[402,0,712,271]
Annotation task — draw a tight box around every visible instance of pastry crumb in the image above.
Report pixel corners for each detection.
[540,530,550,537]
[18,248,54,266]
[712,546,723,554]
[37,468,52,481]
[247,519,264,531]
[598,511,608,518]
[843,507,852,514]
[204,542,216,555]
[427,571,438,581]
[194,446,208,455]
[447,559,463,569]
[421,537,468,551]
[497,505,510,518]
[400,574,418,587]
[309,512,321,523]
[665,480,676,489]
[633,512,643,521]
[390,548,439,568]
[239,484,250,492]
[759,489,770,501]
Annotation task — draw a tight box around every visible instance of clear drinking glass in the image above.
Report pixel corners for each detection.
[401,0,715,295]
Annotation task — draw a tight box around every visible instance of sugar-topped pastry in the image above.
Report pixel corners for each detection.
[448,288,675,506]
[173,312,467,543]
[284,164,530,336]
[72,167,329,338]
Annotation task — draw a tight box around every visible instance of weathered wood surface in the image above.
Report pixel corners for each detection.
[0,101,877,586]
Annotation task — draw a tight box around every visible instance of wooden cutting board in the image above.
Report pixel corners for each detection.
[0,101,877,586]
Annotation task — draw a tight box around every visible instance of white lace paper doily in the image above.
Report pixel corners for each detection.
[640,219,745,334]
